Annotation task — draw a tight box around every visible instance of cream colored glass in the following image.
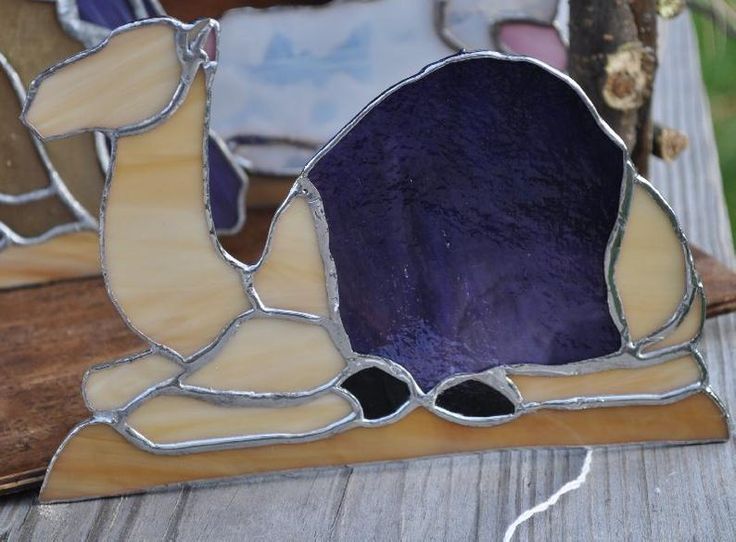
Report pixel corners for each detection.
[126,393,353,445]
[643,291,703,352]
[510,355,701,404]
[84,353,182,411]
[183,317,345,393]
[615,183,687,341]
[254,196,329,315]
[0,231,98,289]
[25,25,182,138]
[104,72,250,358]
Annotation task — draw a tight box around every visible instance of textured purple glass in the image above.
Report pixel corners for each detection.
[75,0,243,232]
[77,0,134,30]
[308,56,624,392]
[207,139,243,232]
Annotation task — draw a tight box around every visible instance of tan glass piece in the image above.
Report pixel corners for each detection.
[0,63,49,195]
[25,25,182,138]
[510,355,701,404]
[41,392,728,502]
[0,231,98,289]
[182,317,345,393]
[103,72,249,358]
[126,393,353,445]
[254,196,329,316]
[615,183,687,341]
[0,0,103,222]
[643,291,704,352]
[85,353,182,412]
[0,197,76,238]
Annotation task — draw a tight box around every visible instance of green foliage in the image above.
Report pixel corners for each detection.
[693,10,736,240]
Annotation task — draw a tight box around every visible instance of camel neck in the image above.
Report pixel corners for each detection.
[100,68,250,358]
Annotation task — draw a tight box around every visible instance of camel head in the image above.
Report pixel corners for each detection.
[22,18,218,141]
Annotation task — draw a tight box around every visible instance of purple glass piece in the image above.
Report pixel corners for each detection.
[207,139,243,232]
[76,0,135,30]
[308,56,624,392]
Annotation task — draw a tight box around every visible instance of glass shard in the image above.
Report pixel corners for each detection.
[340,367,411,420]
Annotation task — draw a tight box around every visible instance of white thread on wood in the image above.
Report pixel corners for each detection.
[502,449,593,542]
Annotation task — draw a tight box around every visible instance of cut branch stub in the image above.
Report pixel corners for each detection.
[569,0,659,174]
[653,123,689,161]
[603,41,656,111]
[657,0,686,19]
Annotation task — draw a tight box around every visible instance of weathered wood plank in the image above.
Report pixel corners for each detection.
[1,12,733,542]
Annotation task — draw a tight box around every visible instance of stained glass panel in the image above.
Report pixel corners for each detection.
[20,17,728,503]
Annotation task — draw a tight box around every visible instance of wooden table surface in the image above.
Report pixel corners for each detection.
[1,14,734,541]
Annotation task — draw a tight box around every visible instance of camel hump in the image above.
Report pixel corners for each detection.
[253,194,330,316]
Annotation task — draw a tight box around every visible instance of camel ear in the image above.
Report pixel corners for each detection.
[23,22,182,140]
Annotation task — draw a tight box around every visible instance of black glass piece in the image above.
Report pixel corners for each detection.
[340,367,411,420]
[435,380,515,418]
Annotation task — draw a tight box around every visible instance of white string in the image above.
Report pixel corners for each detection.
[502,449,593,542]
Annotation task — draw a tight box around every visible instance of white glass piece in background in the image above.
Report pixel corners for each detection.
[212,0,452,175]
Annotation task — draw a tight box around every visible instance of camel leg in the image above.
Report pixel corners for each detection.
[83,351,182,412]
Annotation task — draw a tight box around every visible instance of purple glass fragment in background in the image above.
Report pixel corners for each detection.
[207,138,244,232]
[497,22,568,71]
[308,56,624,392]
[72,0,245,233]
[76,0,134,30]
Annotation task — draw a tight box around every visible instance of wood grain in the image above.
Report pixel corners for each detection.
[0,14,734,542]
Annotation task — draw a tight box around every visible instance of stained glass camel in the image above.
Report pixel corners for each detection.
[21,17,728,502]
